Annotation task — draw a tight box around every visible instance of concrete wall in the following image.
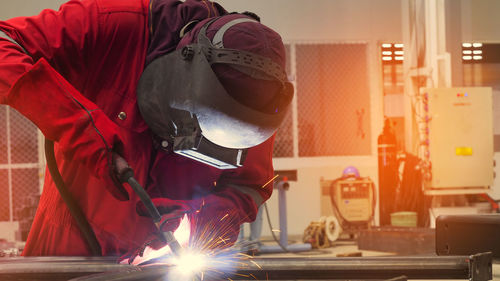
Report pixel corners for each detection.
[460,0,500,42]
[217,0,403,42]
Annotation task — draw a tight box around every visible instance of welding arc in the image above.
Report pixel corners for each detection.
[45,139,102,256]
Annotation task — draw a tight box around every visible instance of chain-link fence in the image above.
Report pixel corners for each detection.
[273,108,293,157]
[273,42,372,158]
[12,168,40,221]
[273,44,294,158]
[0,106,7,164]
[10,109,38,164]
[0,169,9,221]
[0,105,41,223]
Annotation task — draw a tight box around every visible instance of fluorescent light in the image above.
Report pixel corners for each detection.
[394,51,404,55]
[472,42,483,48]
[462,50,472,55]
[382,51,392,55]
[382,56,392,61]
[395,56,404,60]
[394,43,404,48]
[462,55,472,60]
[382,43,392,48]
[473,50,482,54]
[473,55,483,60]
[462,43,472,48]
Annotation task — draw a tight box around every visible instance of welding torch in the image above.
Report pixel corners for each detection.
[113,154,183,256]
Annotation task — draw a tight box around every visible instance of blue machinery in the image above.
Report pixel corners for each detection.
[259,175,312,253]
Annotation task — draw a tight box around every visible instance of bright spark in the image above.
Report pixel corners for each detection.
[220,213,229,221]
[125,208,258,280]
[261,174,279,188]
[173,252,208,277]
[125,214,192,265]
[173,213,191,244]
[249,259,262,270]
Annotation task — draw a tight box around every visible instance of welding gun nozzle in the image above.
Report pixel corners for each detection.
[162,230,183,256]
[113,155,184,258]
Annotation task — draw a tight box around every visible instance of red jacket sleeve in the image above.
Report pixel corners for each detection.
[0,0,99,94]
[209,135,276,224]
[221,136,276,201]
[0,0,129,200]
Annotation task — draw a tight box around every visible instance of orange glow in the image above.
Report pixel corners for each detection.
[261,174,279,188]
[122,207,250,281]
[126,207,274,281]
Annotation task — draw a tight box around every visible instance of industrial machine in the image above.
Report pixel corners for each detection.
[436,214,500,258]
[329,176,375,234]
[319,167,375,240]
[420,87,493,194]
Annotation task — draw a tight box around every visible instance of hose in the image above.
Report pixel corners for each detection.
[263,202,290,253]
[44,139,102,256]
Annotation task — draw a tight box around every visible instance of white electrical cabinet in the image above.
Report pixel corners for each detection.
[425,87,493,194]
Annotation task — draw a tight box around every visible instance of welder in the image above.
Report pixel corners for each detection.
[0,0,292,262]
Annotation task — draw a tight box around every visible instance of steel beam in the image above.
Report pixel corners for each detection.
[0,253,492,281]
[71,252,492,281]
[226,252,492,281]
[0,257,133,281]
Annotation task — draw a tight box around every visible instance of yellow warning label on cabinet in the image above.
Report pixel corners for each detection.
[455,147,473,156]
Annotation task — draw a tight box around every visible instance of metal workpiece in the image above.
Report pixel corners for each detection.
[0,253,492,281]
[76,253,492,281]
[0,257,133,281]
[226,254,493,281]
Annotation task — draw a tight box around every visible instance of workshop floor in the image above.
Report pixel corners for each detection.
[254,235,394,258]
[260,237,384,257]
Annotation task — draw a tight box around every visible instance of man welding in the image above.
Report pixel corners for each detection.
[0,0,292,263]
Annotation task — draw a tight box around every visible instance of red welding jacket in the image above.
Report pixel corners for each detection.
[0,0,275,256]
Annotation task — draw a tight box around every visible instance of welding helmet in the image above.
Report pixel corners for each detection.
[137,15,293,169]
[342,166,360,179]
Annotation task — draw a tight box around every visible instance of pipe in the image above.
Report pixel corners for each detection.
[68,252,492,281]
[226,254,491,280]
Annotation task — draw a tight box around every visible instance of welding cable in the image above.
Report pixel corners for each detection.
[45,139,102,256]
[262,202,289,253]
